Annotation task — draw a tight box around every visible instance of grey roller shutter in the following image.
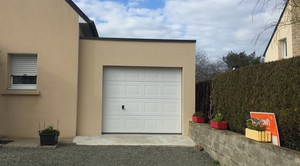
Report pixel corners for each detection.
[11,54,37,76]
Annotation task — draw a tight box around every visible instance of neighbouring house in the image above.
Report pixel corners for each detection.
[264,0,300,62]
[0,0,196,138]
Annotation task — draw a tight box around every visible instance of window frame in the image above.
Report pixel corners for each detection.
[279,38,287,59]
[9,54,38,90]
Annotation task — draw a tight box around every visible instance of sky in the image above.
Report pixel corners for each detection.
[74,0,283,61]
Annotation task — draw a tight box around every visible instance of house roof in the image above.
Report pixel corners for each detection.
[263,2,289,57]
[65,0,196,43]
[65,0,99,37]
[80,37,197,43]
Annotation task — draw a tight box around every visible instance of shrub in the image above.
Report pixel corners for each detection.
[39,125,60,135]
[246,118,266,131]
[193,112,204,117]
[212,112,224,122]
[212,56,300,150]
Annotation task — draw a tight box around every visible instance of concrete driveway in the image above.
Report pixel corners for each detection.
[0,135,220,166]
[0,144,220,166]
[73,134,195,146]
[1,135,195,147]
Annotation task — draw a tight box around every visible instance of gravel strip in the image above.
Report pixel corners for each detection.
[0,144,219,166]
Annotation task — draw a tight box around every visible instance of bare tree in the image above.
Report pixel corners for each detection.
[195,52,227,83]
[241,0,300,44]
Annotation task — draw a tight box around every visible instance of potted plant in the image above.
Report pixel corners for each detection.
[210,112,227,130]
[39,125,60,146]
[192,112,205,123]
[245,118,271,142]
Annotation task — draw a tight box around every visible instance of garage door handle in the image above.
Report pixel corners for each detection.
[122,105,125,110]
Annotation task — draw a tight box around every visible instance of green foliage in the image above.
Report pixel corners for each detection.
[193,111,204,117]
[222,51,262,69]
[39,125,60,135]
[212,56,300,149]
[246,118,266,131]
[212,112,224,122]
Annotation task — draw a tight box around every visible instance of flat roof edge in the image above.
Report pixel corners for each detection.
[80,37,196,43]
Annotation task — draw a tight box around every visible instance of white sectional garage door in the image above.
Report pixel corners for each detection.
[102,67,181,133]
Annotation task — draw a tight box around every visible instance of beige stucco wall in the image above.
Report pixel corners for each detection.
[292,22,300,56]
[292,1,300,56]
[77,39,195,136]
[265,4,294,62]
[0,0,79,138]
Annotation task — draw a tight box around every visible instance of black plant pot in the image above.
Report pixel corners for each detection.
[39,133,59,146]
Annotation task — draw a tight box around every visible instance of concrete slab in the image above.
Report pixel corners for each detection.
[2,138,39,148]
[73,135,195,147]
[1,137,74,148]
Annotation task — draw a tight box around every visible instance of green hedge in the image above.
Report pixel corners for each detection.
[212,56,300,150]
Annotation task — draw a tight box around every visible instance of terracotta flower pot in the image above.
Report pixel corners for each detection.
[192,116,204,123]
[210,120,227,130]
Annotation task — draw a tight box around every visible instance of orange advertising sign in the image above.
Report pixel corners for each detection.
[250,112,280,146]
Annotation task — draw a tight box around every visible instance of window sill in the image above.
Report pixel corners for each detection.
[2,90,40,96]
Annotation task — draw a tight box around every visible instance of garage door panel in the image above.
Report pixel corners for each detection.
[144,102,160,113]
[104,99,123,113]
[124,102,141,113]
[104,67,181,82]
[144,119,159,130]
[104,83,123,97]
[103,99,142,115]
[162,70,181,82]
[144,85,160,97]
[125,119,140,130]
[104,118,122,131]
[103,115,181,133]
[105,82,180,99]
[145,72,162,81]
[125,84,143,97]
[104,68,124,81]
[163,119,181,131]
[104,99,180,116]
[163,84,181,98]
[163,102,181,114]
[103,67,181,133]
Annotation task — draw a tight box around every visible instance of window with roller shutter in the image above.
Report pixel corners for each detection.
[10,54,37,89]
